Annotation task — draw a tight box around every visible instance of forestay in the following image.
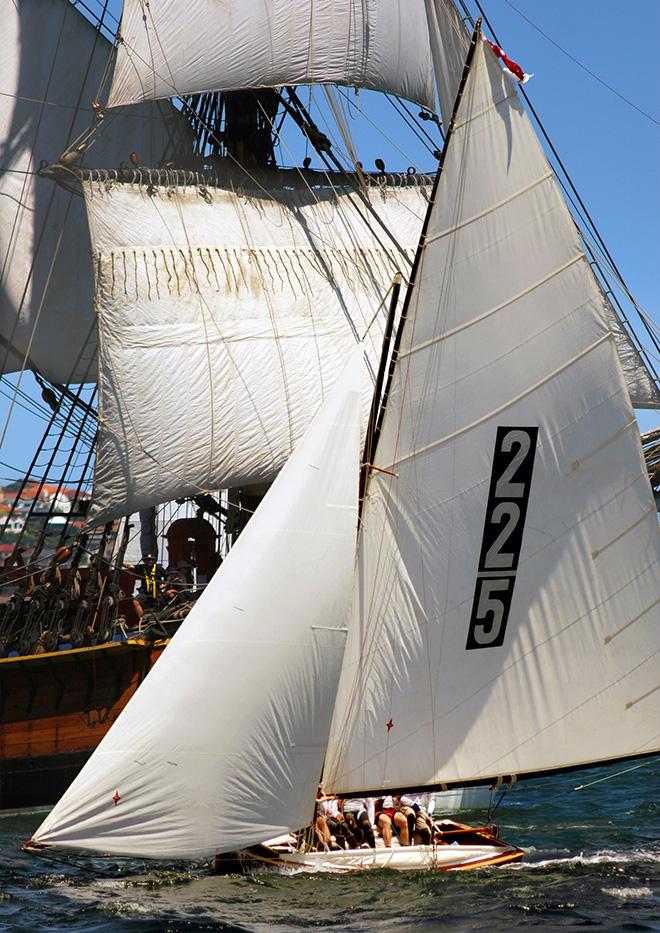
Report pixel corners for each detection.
[32,349,365,858]
[0,0,186,383]
[324,36,660,795]
[108,0,435,110]
[86,174,429,524]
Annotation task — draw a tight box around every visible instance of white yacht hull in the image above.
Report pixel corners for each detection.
[219,822,524,874]
[272,842,522,873]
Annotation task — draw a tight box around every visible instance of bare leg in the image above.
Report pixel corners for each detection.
[393,811,410,845]
[358,813,375,847]
[315,816,330,849]
[377,814,392,847]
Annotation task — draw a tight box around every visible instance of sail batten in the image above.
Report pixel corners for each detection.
[323,34,660,796]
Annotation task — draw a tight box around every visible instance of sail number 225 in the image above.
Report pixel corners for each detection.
[466,426,538,650]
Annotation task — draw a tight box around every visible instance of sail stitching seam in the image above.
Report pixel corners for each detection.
[590,505,657,560]
[605,595,660,644]
[386,332,613,468]
[425,171,554,245]
[452,88,517,131]
[626,682,660,709]
[569,417,638,474]
[341,554,659,781]
[400,254,583,359]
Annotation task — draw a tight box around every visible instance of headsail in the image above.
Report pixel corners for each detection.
[31,348,365,858]
[324,33,660,795]
[109,0,435,110]
[0,0,188,383]
[86,172,430,524]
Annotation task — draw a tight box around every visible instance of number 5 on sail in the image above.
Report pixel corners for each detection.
[467,426,538,649]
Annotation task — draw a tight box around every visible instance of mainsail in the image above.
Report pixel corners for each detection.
[324,34,660,795]
[31,348,365,858]
[86,173,430,523]
[108,0,436,111]
[0,0,188,383]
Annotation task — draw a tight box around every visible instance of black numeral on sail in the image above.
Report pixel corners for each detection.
[466,427,538,650]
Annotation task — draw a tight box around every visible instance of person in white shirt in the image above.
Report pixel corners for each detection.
[398,793,436,845]
[315,790,359,850]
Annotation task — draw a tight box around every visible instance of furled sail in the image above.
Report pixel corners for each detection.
[86,172,430,524]
[0,0,189,384]
[31,349,365,858]
[109,0,435,110]
[324,35,660,795]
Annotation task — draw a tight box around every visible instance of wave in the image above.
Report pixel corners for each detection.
[601,886,655,901]
[504,848,660,870]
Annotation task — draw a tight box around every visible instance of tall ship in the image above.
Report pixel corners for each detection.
[1,0,658,837]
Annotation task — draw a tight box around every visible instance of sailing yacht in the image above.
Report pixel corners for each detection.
[8,1,657,873]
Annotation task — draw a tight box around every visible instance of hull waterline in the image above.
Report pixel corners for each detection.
[0,638,168,810]
[214,823,523,874]
[271,843,523,872]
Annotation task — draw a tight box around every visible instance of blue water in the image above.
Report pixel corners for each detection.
[1,760,658,932]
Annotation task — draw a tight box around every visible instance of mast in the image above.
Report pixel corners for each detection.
[361,20,483,499]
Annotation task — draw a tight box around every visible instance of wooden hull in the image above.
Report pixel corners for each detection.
[0,639,168,810]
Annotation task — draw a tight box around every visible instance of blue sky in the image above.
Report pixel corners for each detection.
[0,0,658,485]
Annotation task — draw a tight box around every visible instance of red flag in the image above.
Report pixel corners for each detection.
[486,39,532,84]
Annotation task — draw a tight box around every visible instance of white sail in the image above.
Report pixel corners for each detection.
[424,0,470,127]
[324,35,660,795]
[109,0,435,110]
[0,0,188,383]
[31,348,365,858]
[86,174,429,523]
[605,307,659,409]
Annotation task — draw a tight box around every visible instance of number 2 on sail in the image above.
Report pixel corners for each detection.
[466,427,538,650]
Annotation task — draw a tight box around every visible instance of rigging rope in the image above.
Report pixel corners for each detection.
[501,0,660,127]
[468,0,660,367]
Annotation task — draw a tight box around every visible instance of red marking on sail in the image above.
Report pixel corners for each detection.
[386,718,394,732]
[485,39,531,84]
[113,789,121,806]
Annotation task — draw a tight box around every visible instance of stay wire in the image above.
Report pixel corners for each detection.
[470,0,660,361]
[536,756,660,805]
[501,0,660,127]
[384,95,438,156]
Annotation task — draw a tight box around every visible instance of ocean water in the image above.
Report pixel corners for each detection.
[1,760,658,932]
